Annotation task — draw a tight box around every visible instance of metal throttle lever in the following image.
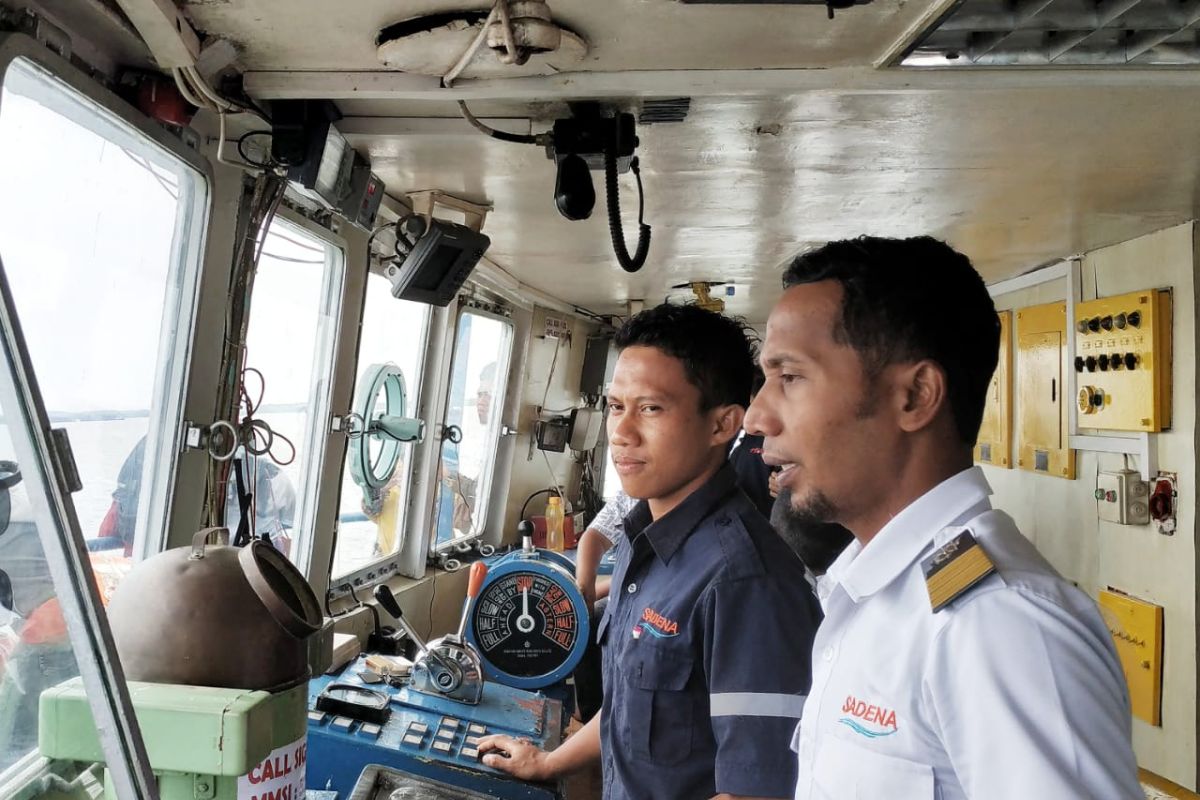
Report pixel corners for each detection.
[373,584,457,675]
[455,561,489,641]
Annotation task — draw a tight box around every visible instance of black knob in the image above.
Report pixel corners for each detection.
[1087,317,1101,333]
[1074,356,1085,372]
[1085,356,1097,372]
[1110,352,1122,369]
[1100,315,1114,331]
[1124,353,1138,370]
[373,584,404,620]
[1128,310,1141,328]
[1115,313,1128,330]
[1098,354,1110,371]
[1076,320,1089,334]
[517,520,534,538]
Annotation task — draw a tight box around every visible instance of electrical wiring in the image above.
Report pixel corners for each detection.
[236,130,275,170]
[237,366,297,468]
[456,100,541,145]
[204,172,289,528]
[441,0,527,88]
[540,335,561,413]
[259,252,325,264]
[541,448,565,506]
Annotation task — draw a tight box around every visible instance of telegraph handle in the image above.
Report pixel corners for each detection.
[457,561,490,639]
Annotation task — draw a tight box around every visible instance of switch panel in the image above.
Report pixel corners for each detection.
[1016,302,1075,479]
[1074,289,1172,432]
[1095,469,1150,525]
[1098,589,1163,726]
[975,310,1012,468]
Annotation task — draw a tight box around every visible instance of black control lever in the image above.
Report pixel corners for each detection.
[518,520,535,554]
[373,584,456,674]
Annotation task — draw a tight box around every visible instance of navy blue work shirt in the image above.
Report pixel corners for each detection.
[598,464,821,800]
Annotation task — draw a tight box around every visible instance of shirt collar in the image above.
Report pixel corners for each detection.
[824,466,993,604]
[623,463,739,565]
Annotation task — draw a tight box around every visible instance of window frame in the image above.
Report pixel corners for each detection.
[429,300,515,557]
[0,31,214,798]
[328,272,433,584]
[246,208,347,579]
[0,36,212,566]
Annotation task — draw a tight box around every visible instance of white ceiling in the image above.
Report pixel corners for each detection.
[175,0,1200,320]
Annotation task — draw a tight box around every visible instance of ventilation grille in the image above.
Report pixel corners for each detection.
[902,0,1200,66]
[639,98,692,125]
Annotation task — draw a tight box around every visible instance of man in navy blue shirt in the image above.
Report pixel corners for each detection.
[479,303,821,799]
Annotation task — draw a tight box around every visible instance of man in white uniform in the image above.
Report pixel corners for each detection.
[745,236,1142,800]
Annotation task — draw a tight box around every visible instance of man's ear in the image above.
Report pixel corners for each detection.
[894,359,948,434]
[711,404,746,445]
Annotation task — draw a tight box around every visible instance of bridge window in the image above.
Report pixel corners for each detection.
[432,307,513,554]
[0,54,206,786]
[332,274,430,579]
[225,218,344,575]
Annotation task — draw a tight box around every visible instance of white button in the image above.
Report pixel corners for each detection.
[627,582,638,594]
[822,646,835,662]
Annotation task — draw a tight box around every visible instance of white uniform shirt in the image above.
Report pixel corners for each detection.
[794,467,1142,800]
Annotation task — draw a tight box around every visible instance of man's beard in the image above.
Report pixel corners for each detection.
[782,484,839,526]
[770,488,854,575]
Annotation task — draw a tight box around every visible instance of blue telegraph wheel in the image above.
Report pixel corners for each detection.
[466,553,589,690]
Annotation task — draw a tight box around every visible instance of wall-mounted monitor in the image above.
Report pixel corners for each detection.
[386,220,491,307]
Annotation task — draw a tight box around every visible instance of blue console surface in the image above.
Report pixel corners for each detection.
[306,658,563,799]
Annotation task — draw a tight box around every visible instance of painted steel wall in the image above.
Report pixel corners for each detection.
[985,222,1198,789]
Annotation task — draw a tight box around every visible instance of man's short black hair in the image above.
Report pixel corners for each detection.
[783,236,1000,444]
[614,303,757,410]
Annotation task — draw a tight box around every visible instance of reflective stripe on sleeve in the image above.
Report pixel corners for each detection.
[709,692,807,718]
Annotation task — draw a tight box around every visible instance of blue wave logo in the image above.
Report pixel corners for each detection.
[839,717,897,739]
[632,623,678,639]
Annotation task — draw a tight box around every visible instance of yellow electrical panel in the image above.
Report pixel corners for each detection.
[1016,302,1075,479]
[975,311,1012,468]
[1074,289,1172,432]
[1098,589,1163,726]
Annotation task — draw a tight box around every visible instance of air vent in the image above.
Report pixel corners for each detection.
[639,98,692,125]
[901,0,1200,66]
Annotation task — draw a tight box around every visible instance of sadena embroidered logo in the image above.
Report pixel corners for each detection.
[837,695,898,739]
[631,607,679,639]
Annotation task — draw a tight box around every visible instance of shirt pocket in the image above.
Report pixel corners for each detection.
[627,647,695,766]
[596,606,611,647]
[811,735,934,799]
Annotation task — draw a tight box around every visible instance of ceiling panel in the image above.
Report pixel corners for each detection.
[181,0,932,72]
[343,90,1200,321]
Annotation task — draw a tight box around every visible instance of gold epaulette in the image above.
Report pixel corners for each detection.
[922,531,996,613]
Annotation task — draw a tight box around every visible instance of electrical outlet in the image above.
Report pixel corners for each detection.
[1095,469,1150,525]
